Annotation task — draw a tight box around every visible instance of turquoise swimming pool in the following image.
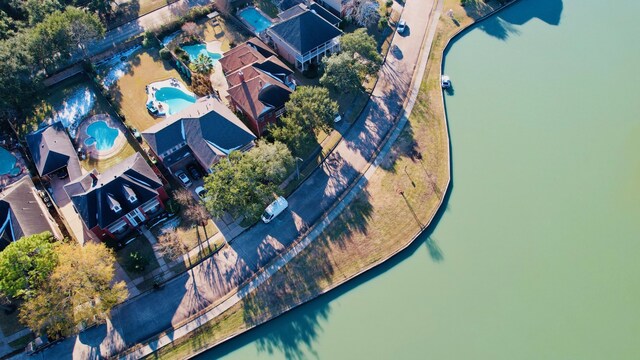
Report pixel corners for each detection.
[155,86,196,115]
[0,147,20,176]
[84,120,119,151]
[182,44,222,63]
[238,7,273,33]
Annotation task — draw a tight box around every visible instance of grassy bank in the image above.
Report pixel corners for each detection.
[145,1,508,359]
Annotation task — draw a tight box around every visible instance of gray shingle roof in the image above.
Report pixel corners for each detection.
[0,176,59,250]
[142,98,256,169]
[64,153,163,229]
[268,10,342,55]
[309,2,341,26]
[26,122,82,179]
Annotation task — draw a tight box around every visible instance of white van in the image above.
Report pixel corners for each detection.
[261,196,288,223]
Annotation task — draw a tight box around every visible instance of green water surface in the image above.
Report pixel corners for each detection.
[200,0,640,358]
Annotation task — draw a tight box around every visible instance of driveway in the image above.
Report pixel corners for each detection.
[31,0,436,358]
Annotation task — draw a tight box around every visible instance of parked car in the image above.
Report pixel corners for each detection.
[187,164,202,180]
[175,170,192,187]
[195,186,207,200]
[397,20,407,34]
[261,196,288,223]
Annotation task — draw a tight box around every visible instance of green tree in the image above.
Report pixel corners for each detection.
[284,86,338,133]
[320,53,362,94]
[270,115,308,156]
[19,242,127,338]
[340,28,382,74]
[190,53,214,74]
[85,0,114,17]
[0,9,20,40]
[64,6,105,58]
[203,141,293,221]
[31,6,104,70]
[0,32,40,111]
[22,0,63,26]
[0,232,57,300]
[244,140,295,183]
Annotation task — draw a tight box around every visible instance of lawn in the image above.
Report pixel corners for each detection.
[202,15,250,50]
[0,309,25,338]
[150,0,510,357]
[8,333,34,350]
[106,47,190,132]
[116,235,161,281]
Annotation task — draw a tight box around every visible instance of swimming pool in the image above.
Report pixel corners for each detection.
[84,120,120,151]
[155,86,196,115]
[182,44,223,63]
[238,7,273,33]
[0,147,20,176]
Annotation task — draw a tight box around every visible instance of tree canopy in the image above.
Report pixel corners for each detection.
[203,141,294,221]
[271,86,339,155]
[284,86,338,133]
[0,4,104,115]
[341,28,382,73]
[0,232,57,300]
[19,242,127,338]
[320,52,363,94]
[190,53,214,74]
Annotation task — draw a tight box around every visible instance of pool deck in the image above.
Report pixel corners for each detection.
[205,40,223,55]
[75,114,127,160]
[146,78,196,117]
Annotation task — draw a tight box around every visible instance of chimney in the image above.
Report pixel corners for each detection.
[259,79,263,88]
[238,71,245,82]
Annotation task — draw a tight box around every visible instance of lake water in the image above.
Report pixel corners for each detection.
[200,0,640,358]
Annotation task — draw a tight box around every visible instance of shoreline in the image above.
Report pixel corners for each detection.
[129,1,519,359]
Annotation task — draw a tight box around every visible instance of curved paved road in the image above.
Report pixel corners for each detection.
[27,0,435,358]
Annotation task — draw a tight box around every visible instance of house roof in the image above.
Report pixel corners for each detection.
[268,10,342,55]
[26,122,82,179]
[64,153,163,230]
[309,2,341,26]
[280,3,341,26]
[279,4,307,21]
[142,98,256,169]
[220,38,276,74]
[227,73,292,124]
[226,56,293,87]
[0,176,59,250]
